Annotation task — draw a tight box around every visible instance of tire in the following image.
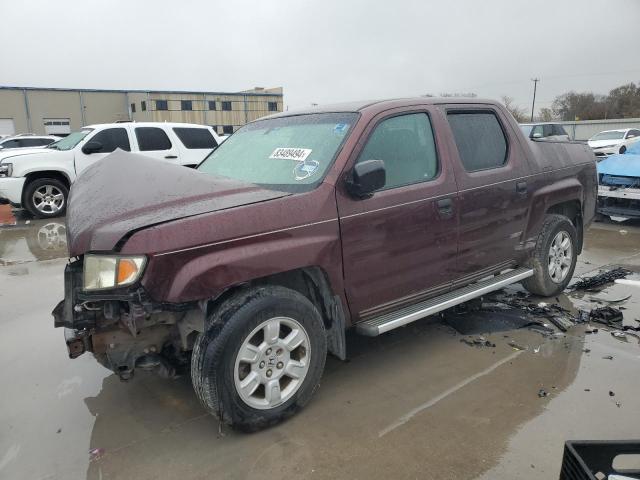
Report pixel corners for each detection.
[191,286,327,432]
[522,214,578,297]
[23,178,68,218]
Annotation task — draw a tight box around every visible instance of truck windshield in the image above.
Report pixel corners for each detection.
[591,131,625,141]
[47,129,93,151]
[198,112,358,193]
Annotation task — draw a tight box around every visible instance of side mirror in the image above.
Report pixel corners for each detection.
[532,132,543,139]
[81,141,103,154]
[346,159,386,198]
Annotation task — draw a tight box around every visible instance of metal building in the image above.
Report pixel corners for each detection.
[0,86,283,137]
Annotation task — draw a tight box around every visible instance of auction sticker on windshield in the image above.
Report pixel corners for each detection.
[270,147,312,161]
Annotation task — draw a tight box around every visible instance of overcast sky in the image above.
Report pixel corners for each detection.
[1,0,639,115]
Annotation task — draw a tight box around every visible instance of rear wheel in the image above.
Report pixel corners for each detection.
[191,286,327,432]
[24,178,68,218]
[522,214,577,297]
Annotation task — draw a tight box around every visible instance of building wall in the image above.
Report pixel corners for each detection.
[81,91,129,125]
[0,87,284,136]
[0,90,30,133]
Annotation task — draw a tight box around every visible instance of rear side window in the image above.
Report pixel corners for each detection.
[20,138,46,147]
[357,113,438,189]
[173,127,218,149]
[626,129,640,138]
[135,127,172,151]
[447,111,508,172]
[90,128,131,152]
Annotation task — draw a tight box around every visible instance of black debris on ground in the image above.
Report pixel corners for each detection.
[570,267,631,291]
[538,389,548,398]
[609,391,615,397]
[460,336,496,348]
[590,306,623,327]
[602,355,614,360]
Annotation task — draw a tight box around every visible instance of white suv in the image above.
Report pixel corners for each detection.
[0,122,223,218]
[0,134,60,150]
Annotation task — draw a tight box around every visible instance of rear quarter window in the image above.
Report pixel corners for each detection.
[447,111,508,172]
[173,127,218,149]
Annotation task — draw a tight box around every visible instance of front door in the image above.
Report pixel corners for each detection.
[442,106,531,280]
[337,108,459,320]
[74,127,132,175]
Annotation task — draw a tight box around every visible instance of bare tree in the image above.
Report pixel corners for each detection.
[538,107,556,122]
[500,95,527,123]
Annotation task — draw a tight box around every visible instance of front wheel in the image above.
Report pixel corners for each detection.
[191,286,327,432]
[522,214,578,297]
[23,178,68,218]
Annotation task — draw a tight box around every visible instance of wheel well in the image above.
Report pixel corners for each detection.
[24,171,71,188]
[207,267,337,330]
[546,200,584,253]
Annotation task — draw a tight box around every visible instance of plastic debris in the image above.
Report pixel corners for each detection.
[611,331,627,339]
[584,388,591,392]
[616,402,621,408]
[533,346,540,353]
[602,355,614,360]
[577,310,590,323]
[538,389,548,398]
[609,391,615,397]
[588,294,631,304]
[586,326,599,334]
[583,348,591,353]
[460,336,496,348]
[508,341,526,351]
[89,447,105,461]
[571,268,631,291]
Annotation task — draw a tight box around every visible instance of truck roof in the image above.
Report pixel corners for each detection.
[83,122,214,130]
[265,97,502,120]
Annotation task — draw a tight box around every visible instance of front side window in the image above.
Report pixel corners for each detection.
[625,129,640,139]
[89,128,131,152]
[553,124,568,136]
[357,113,438,189]
[591,131,625,141]
[198,112,358,193]
[135,127,172,151]
[447,111,508,172]
[155,100,168,111]
[47,129,92,151]
[543,124,554,137]
[173,127,217,149]
[531,125,543,137]
[181,100,192,111]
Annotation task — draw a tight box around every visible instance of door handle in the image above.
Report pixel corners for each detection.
[436,197,454,217]
[165,155,178,159]
[516,181,528,195]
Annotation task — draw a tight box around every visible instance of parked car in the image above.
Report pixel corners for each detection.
[53,97,597,431]
[597,141,640,221]
[0,134,59,150]
[519,123,570,141]
[588,128,640,158]
[0,122,223,218]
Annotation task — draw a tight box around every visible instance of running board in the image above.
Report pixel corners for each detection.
[355,267,534,336]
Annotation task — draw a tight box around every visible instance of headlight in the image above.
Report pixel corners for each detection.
[0,163,13,177]
[83,254,146,291]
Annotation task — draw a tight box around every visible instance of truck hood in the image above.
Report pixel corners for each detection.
[0,147,58,161]
[597,152,640,178]
[66,151,290,256]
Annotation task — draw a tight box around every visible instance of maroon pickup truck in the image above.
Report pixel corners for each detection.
[53,98,597,431]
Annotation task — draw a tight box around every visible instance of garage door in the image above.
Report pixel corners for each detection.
[0,119,15,136]
[44,118,71,136]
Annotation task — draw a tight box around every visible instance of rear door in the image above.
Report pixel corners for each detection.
[133,126,181,164]
[443,106,531,282]
[337,107,459,320]
[171,127,219,166]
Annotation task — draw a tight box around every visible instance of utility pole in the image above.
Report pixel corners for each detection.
[530,78,539,122]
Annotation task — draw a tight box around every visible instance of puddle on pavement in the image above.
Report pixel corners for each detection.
[0,209,67,265]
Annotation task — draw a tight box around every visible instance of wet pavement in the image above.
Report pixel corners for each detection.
[2,204,640,480]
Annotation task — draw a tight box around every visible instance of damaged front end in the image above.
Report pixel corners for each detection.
[52,258,205,380]
[597,144,640,221]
